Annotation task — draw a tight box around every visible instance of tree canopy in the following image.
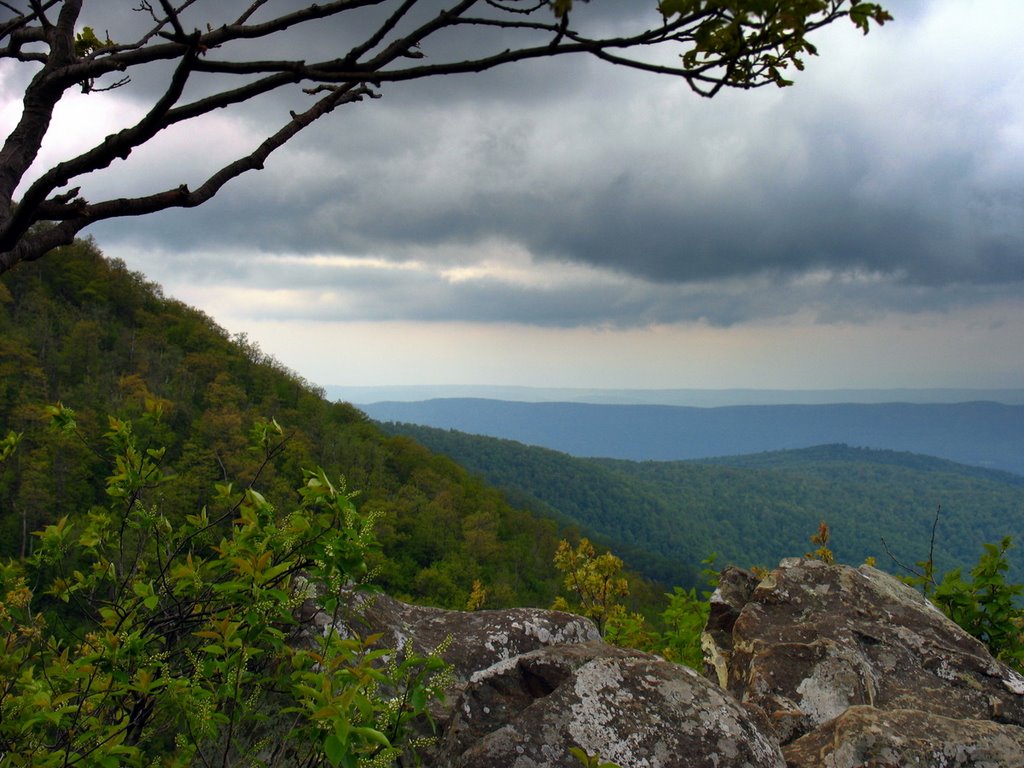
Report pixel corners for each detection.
[0,0,889,273]
[0,239,570,610]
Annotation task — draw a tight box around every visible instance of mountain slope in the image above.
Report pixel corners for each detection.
[378,424,1024,588]
[0,241,564,610]
[360,398,1024,475]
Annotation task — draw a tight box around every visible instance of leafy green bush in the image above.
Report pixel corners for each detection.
[551,538,717,671]
[0,407,446,767]
[551,538,632,636]
[929,537,1024,671]
[657,586,710,669]
[888,509,1023,673]
[656,555,719,669]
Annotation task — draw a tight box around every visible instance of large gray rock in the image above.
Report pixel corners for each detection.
[294,562,1024,767]
[292,587,602,766]
[782,706,1024,768]
[336,592,784,767]
[338,590,601,692]
[439,641,785,768]
[297,587,603,757]
[706,558,1024,746]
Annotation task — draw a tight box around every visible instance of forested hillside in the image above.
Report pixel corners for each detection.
[361,397,1024,475]
[379,424,1024,588]
[0,240,565,610]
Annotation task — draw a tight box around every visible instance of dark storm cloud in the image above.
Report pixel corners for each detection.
[108,85,1020,296]
[10,2,1024,328]
[116,244,1023,331]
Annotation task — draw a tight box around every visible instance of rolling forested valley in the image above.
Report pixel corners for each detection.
[376,424,1024,588]
[359,397,1024,476]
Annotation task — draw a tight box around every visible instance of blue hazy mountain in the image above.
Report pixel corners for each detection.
[328,385,1024,407]
[357,398,1024,476]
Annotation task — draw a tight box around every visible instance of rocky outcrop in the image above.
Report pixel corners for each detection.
[312,559,1024,767]
[298,587,601,752]
[322,590,782,767]
[706,558,1024,765]
[439,641,784,768]
[782,706,1024,768]
[703,565,762,691]
[342,590,601,694]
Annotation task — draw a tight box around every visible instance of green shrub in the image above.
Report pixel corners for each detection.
[551,538,631,636]
[0,406,446,767]
[930,537,1024,671]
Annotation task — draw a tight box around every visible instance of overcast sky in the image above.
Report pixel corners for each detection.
[2,1,1022,391]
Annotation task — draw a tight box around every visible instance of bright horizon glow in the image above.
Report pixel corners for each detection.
[209,311,1024,391]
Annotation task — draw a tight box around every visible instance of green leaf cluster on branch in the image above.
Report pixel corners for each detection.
[1,0,888,273]
[0,406,449,767]
[660,1,891,86]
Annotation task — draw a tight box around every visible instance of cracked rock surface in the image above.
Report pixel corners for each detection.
[706,558,1024,761]
[438,641,784,768]
[783,705,1024,768]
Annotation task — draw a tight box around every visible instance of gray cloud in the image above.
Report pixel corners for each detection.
[12,1,1024,330]
[112,243,1023,332]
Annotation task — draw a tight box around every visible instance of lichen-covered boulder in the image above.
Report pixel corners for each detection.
[782,706,1024,768]
[707,558,1024,745]
[438,641,785,768]
[338,590,601,689]
[296,587,603,758]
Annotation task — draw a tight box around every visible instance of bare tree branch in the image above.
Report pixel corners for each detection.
[10,42,200,242]
[0,0,83,217]
[156,0,187,42]
[0,0,891,273]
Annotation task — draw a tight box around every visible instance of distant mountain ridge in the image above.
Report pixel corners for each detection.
[700,443,1024,485]
[359,398,1024,476]
[328,385,1024,406]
